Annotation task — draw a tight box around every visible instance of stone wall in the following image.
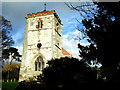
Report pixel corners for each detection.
[19,11,63,81]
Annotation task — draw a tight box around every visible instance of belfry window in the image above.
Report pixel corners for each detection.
[38,20,43,29]
[35,56,44,71]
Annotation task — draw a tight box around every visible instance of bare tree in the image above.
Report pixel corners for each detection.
[65,2,98,19]
[0,16,14,50]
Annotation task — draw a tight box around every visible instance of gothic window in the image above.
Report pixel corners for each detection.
[42,62,44,70]
[38,20,43,29]
[38,62,41,71]
[35,62,37,71]
[35,56,44,71]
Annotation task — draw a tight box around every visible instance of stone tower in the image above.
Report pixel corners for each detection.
[19,10,72,81]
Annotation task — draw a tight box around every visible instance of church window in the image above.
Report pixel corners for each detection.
[38,62,41,71]
[35,56,44,71]
[35,62,37,71]
[42,62,44,70]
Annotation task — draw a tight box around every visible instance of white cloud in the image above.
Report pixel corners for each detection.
[62,29,91,59]
[62,30,80,59]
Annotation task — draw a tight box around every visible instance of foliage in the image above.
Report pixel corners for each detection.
[2,47,21,81]
[15,81,46,90]
[2,63,20,81]
[78,43,97,64]
[80,2,120,67]
[66,2,120,67]
[2,47,21,61]
[100,67,120,82]
[0,16,14,49]
[15,57,120,90]
[66,2,120,85]
[78,2,120,84]
[41,57,97,89]
[68,2,120,68]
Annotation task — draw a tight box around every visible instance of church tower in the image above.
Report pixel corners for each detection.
[19,9,72,81]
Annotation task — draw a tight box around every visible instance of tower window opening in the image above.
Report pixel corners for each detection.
[38,20,43,29]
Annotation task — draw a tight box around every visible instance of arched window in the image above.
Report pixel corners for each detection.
[42,62,44,70]
[35,62,37,71]
[35,56,44,71]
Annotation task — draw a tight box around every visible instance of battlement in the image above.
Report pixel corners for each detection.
[26,10,61,24]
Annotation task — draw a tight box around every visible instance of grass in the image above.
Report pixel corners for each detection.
[2,82,19,90]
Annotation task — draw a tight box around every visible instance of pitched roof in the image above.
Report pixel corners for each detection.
[62,47,71,56]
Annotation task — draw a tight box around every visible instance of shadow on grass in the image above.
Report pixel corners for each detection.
[2,82,19,90]
[14,80,120,90]
[15,81,47,90]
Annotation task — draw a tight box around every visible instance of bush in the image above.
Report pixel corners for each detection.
[41,57,97,89]
[2,63,20,81]
[15,81,46,90]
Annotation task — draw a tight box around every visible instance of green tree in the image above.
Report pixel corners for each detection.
[41,57,96,89]
[2,63,20,81]
[65,2,99,66]
[66,2,120,84]
[80,2,120,67]
[2,47,21,62]
[2,47,21,80]
[66,2,120,67]
[78,43,97,64]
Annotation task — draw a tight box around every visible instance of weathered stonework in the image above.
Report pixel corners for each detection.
[19,10,72,81]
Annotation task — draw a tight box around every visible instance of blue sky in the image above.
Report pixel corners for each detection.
[2,2,91,59]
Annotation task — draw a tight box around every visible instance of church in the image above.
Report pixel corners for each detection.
[19,7,72,81]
